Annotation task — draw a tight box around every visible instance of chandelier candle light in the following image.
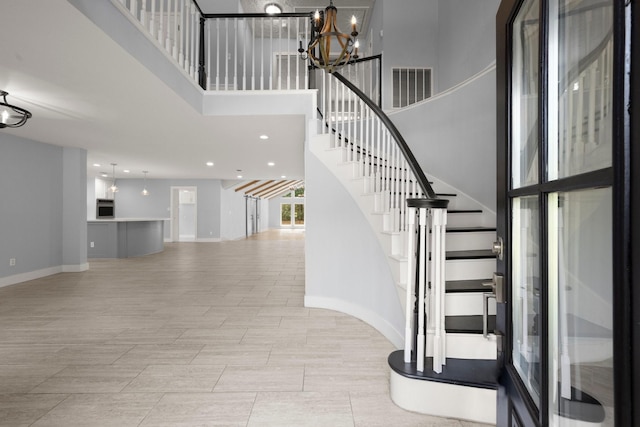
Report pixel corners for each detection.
[298,0,359,73]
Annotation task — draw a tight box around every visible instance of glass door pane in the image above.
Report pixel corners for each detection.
[280,203,292,226]
[548,188,613,425]
[294,203,305,226]
[511,0,540,189]
[512,195,541,407]
[547,0,613,180]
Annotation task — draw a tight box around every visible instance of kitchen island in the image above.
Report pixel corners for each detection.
[87,218,167,258]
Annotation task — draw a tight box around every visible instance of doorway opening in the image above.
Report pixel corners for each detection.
[170,186,197,242]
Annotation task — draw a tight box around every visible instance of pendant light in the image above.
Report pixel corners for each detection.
[0,90,32,128]
[109,163,118,193]
[141,171,150,196]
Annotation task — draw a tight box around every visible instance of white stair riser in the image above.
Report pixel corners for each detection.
[446,231,495,251]
[391,257,496,286]
[446,292,496,316]
[443,332,498,360]
[446,258,496,281]
[390,370,497,425]
[447,212,484,227]
[396,288,496,317]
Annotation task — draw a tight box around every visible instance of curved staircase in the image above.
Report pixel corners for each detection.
[310,66,499,423]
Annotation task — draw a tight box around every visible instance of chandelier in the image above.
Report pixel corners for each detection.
[0,90,32,128]
[298,0,359,73]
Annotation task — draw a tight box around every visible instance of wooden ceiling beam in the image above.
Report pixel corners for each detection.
[234,180,260,192]
[243,180,274,195]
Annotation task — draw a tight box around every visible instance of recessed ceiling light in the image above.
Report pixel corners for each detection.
[123,169,130,173]
[93,163,101,167]
[259,135,269,140]
[281,175,287,179]
[100,173,108,177]
[237,175,243,179]
[206,161,214,167]
[268,162,275,166]
[265,3,282,14]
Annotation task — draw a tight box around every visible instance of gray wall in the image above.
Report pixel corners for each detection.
[391,68,497,211]
[305,137,405,347]
[1,135,87,284]
[220,185,249,240]
[436,0,500,91]
[103,178,222,240]
[62,147,88,268]
[377,0,440,110]
[95,178,262,241]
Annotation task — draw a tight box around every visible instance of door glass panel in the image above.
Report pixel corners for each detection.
[511,195,541,406]
[548,188,613,426]
[548,0,613,180]
[280,203,292,226]
[511,0,539,189]
[294,203,305,226]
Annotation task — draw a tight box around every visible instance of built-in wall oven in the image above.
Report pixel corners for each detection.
[96,198,115,219]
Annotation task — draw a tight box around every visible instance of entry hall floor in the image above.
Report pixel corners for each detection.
[0,229,491,426]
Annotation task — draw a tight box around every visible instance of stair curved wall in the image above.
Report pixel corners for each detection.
[390,64,497,214]
[304,136,405,348]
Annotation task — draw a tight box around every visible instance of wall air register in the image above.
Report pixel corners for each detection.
[96,198,115,219]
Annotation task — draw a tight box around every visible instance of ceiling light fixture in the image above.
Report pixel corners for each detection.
[259,135,269,140]
[268,162,275,166]
[0,90,32,128]
[141,171,150,196]
[109,163,119,193]
[206,161,214,167]
[265,3,282,14]
[298,0,359,73]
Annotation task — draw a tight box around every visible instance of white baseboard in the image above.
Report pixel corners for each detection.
[0,263,90,288]
[164,238,222,243]
[63,263,90,273]
[0,266,63,289]
[304,295,404,348]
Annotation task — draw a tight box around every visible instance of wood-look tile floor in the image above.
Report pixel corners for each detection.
[0,229,492,426]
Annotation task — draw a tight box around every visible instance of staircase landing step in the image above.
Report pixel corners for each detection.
[388,350,498,389]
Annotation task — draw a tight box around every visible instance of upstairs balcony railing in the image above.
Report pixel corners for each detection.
[112,0,383,96]
[113,0,316,91]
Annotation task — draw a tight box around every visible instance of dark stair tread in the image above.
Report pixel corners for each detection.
[446,279,492,293]
[446,315,496,334]
[448,209,482,214]
[446,249,496,260]
[446,226,496,233]
[388,350,498,389]
[436,193,457,197]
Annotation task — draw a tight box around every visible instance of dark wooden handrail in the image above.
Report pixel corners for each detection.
[332,71,443,202]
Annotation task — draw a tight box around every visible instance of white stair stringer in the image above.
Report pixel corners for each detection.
[390,370,497,425]
[310,134,407,286]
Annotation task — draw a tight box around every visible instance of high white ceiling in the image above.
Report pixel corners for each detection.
[0,0,333,181]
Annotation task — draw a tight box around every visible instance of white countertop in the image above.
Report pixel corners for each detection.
[88,218,169,222]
